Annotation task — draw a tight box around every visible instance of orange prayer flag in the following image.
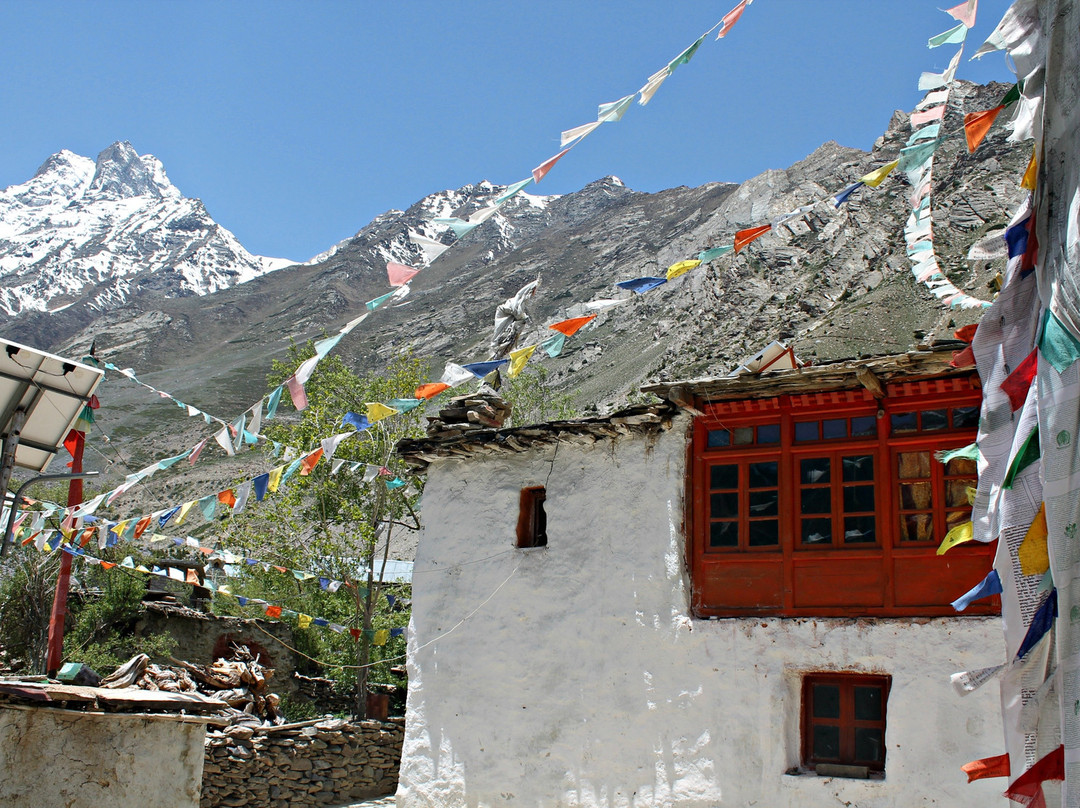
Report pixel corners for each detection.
[961,753,1010,782]
[265,605,282,618]
[100,561,116,570]
[185,569,200,585]
[954,323,978,343]
[218,489,237,508]
[964,105,1004,152]
[273,565,287,573]
[133,516,152,539]
[79,527,95,547]
[548,315,597,337]
[300,448,324,476]
[734,224,771,252]
[415,382,450,400]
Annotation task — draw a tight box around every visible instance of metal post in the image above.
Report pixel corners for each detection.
[46,430,85,677]
[0,408,27,509]
[0,471,100,558]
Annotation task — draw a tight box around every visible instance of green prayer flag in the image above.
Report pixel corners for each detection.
[668,33,706,71]
[1039,311,1080,373]
[266,386,283,420]
[1002,82,1023,107]
[698,245,734,263]
[387,398,422,412]
[365,291,395,311]
[541,332,567,358]
[928,22,967,48]
[1003,426,1040,489]
[938,443,979,463]
[199,495,218,521]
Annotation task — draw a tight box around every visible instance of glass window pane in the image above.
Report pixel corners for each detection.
[946,480,975,508]
[854,727,884,764]
[710,464,738,490]
[795,421,820,442]
[844,515,876,543]
[900,513,934,541]
[750,490,778,516]
[801,457,831,484]
[801,488,831,515]
[757,423,780,444]
[733,426,754,445]
[897,451,931,480]
[921,409,948,431]
[749,461,778,488]
[813,725,841,761]
[842,455,874,482]
[952,406,979,429]
[844,485,875,513]
[946,509,970,530]
[748,520,779,547]
[899,482,932,510]
[851,415,878,437]
[709,521,738,548]
[891,412,918,434]
[823,419,847,439]
[946,457,977,476]
[710,492,739,519]
[802,518,832,545]
[854,685,883,720]
[707,429,730,448]
[813,684,841,718]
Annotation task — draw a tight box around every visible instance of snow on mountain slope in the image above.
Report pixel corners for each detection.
[0,142,293,316]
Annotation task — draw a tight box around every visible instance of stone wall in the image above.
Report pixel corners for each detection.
[201,717,403,808]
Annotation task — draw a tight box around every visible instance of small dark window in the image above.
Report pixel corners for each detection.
[803,673,890,773]
[952,406,979,428]
[795,421,820,441]
[707,429,731,447]
[890,412,918,434]
[516,487,547,548]
[757,423,781,444]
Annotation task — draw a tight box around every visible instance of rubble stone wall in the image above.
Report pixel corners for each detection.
[201,717,403,808]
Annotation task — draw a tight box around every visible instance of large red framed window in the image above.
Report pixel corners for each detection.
[689,374,997,617]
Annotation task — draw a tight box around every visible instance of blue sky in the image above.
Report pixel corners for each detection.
[1,1,1015,263]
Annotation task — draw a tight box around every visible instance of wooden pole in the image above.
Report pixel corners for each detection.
[45,429,84,677]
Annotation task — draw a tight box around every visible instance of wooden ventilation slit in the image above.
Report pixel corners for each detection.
[516,486,547,548]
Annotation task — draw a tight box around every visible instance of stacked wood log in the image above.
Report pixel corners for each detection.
[426,389,511,437]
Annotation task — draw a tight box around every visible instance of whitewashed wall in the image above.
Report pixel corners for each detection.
[400,420,1006,808]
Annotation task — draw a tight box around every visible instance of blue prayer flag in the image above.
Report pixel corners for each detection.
[462,360,508,378]
[616,276,667,294]
[253,473,270,502]
[951,569,1002,612]
[342,411,370,431]
[1017,590,1057,659]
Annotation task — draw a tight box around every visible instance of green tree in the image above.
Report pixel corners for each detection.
[501,364,577,427]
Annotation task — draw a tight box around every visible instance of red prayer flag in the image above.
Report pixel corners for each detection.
[548,315,597,337]
[954,323,978,342]
[1005,746,1063,806]
[63,428,82,459]
[533,148,571,183]
[415,382,450,400]
[946,0,978,28]
[950,345,976,368]
[300,448,324,476]
[387,262,420,287]
[962,752,1010,782]
[265,605,282,618]
[218,489,237,508]
[349,628,362,641]
[717,0,747,38]
[964,105,1005,152]
[734,224,771,252]
[1001,349,1038,411]
[286,375,308,411]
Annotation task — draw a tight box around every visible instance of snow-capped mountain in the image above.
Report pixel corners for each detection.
[0,142,292,316]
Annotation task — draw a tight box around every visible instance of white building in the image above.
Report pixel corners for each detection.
[396,348,1006,807]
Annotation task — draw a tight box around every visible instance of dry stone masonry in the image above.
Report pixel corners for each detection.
[201,717,403,808]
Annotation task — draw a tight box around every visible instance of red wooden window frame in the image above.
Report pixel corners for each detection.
[689,374,998,617]
[802,673,891,772]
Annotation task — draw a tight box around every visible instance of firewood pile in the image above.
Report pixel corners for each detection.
[426,389,511,437]
[101,648,285,725]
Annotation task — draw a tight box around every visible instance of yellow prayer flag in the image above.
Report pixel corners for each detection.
[508,345,537,378]
[174,501,196,526]
[112,520,130,538]
[936,520,974,555]
[1021,150,1037,191]
[666,259,702,282]
[297,613,313,629]
[268,465,285,494]
[859,159,899,188]
[367,402,399,423]
[374,629,390,646]
[1019,503,1050,576]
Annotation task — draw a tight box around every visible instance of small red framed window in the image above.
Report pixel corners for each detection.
[516,487,547,548]
[803,673,890,772]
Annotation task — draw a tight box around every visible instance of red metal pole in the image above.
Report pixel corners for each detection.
[45,429,84,677]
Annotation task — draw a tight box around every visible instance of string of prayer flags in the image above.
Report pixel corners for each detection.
[387,262,420,287]
[734,224,770,252]
[964,105,1005,151]
[962,753,1010,782]
[617,277,667,294]
[937,520,974,555]
[717,0,749,39]
[532,149,570,183]
[666,259,701,281]
[508,345,537,378]
[549,315,596,337]
[952,569,1003,611]
[1018,503,1049,576]
[1003,746,1063,807]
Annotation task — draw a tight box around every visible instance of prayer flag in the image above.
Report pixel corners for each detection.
[265,605,282,619]
[666,259,701,281]
[1002,81,1023,107]
[286,375,308,411]
[734,224,770,252]
[698,245,734,262]
[266,386,283,420]
[433,217,480,238]
[617,276,666,294]
[1000,349,1038,411]
[1004,746,1063,806]
[300,449,323,476]
[331,458,346,474]
[937,520,973,555]
[908,123,942,145]
[597,93,635,123]
[508,345,537,378]
[917,88,950,109]
[218,489,237,509]
[386,477,407,490]
[964,105,1004,152]
[1021,150,1037,191]
[281,457,304,485]
[561,120,602,148]
[199,495,218,521]
[1019,503,1049,576]
[415,382,450,400]
[833,182,863,207]
[387,398,421,412]
[268,466,284,495]
[668,33,706,71]
[298,614,312,629]
[1002,426,1040,489]
[158,506,180,528]
[717,0,748,38]
[409,231,450,264]
[440,363,475,388]
[387,262,420,287]
[214,426,235,457]
[343,411,370,431]
[313,335,342,359]
[951,569,1002,611]
[253,473,270,502]
[584,298,625,312]
[910,105,946,127]
[462,360,508,378]
[374,629,389,646]
[945,0,978,28]
[860,160,899,187]
[898,139,943,173]
[928,22,967,48]
[962,753,1009,782]
[533,148,571,183]
[133,516,152,539]
[494,178,533,206]
[549,315,596,336]
[320,432,351,460]
[540,332,567,358]
[366,291,395,311]
[367,402,399,423]
[637,70,668,106]
[1016,591,1057,660]
[1039,311,1080,373]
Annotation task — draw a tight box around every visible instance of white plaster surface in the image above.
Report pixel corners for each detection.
[400,420,1008,807]
[0,706,206,807]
